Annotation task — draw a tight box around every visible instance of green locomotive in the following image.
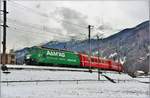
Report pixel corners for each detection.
[25,46,81,68]
[24,46,123,72]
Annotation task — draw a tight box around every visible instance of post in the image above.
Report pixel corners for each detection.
[88,25,91,70]
[88,25,93,72]
[1,0,8,71]
[98,69,100,81]
[96,34,103,81]
[97,35,100,80]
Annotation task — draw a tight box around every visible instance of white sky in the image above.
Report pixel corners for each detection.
[0,0,149,51]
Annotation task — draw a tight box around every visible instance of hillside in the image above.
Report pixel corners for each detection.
[16,21,150,75]
[42,20,149,74]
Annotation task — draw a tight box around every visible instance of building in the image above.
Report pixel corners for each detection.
[0,53,16,64]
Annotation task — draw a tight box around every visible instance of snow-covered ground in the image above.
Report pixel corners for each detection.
[1,67,149,98]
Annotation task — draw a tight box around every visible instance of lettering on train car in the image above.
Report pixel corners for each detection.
[46,51,65,58]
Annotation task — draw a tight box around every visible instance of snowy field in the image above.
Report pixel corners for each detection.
[1,67,150,98]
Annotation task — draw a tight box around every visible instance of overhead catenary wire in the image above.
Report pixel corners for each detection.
[7,18,92,52]
[7,0,89,45]
[7,1,123,41]
[7,18,64,36]
[8,27,85,47]
[7,19,92,52]
[8,24,89,47]
[8,27,88,51]
[6,0,91,51]
[7,28,51,43]
[8,26,68,41]
[8,0,88,30]
[8,0,49,18]
[7,18,88,41]
[7,27,55,49]
[8,27,52,39]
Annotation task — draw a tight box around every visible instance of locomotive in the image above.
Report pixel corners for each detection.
[25,46,123,72]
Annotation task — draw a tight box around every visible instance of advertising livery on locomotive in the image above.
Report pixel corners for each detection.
[25,46,123,72]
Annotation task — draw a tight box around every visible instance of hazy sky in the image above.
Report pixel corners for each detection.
[0,0,149,51]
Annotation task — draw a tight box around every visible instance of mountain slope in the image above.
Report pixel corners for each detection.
[42,20,149,74]
[16,20,149,75]
[102,20,149,74]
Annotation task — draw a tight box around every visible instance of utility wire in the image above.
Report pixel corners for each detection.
[8,18,67,37]
[8,27,87,51]
[8,18,54,33]
[7,28,45,46]
[7,28,53,45]
[8,0,88,30]
[7,1,90,50]
[8,18,88,41]
[8,26,68,40]
[8,27,60,47]
[8,0,48,18]
[8,27,51,39]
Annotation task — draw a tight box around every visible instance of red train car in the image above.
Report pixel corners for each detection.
[79,53,123,72]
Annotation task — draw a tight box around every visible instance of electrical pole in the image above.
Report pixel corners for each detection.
[96,34,104,81]
[88,25,93,73]
[1,0,8,71]
[96,35,100,81]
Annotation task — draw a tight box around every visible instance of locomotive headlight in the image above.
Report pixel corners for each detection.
[26,54,31,59]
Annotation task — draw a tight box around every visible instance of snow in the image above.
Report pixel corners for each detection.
[5,64,96,72]
[1,65,149,98]
[1,82,149,98]
[109,52,117,58]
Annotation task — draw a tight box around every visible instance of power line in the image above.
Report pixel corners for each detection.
[3,19,58,36]
[7,18,66,37]
[8,24,88,45]
[8,27,56,47]
[8,0,88,30]
[7,1,91,50]
[8,27,87,51]
[8,18,62,34]
[8,22,91,53]
[7,18,88,41]
[8,0,49,18]
[8,27,51,39]
[53,17,88,29]
[8,26,68,40]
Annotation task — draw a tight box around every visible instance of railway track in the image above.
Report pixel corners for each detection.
[0,79,135,83]
[2,65,121,74]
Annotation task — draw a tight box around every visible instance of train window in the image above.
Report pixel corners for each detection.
[108,61,111,64]
[98,59,100,63]
[85,57,88,61]
[95,58,98,62]
[91,58,95,62]
[101,60,104,63]
[103,60,106,63]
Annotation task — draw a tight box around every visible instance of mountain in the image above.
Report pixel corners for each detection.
[16,20,150,75]
[15,47,30,64]
[99,20,149,75]
[42,20,149,74]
